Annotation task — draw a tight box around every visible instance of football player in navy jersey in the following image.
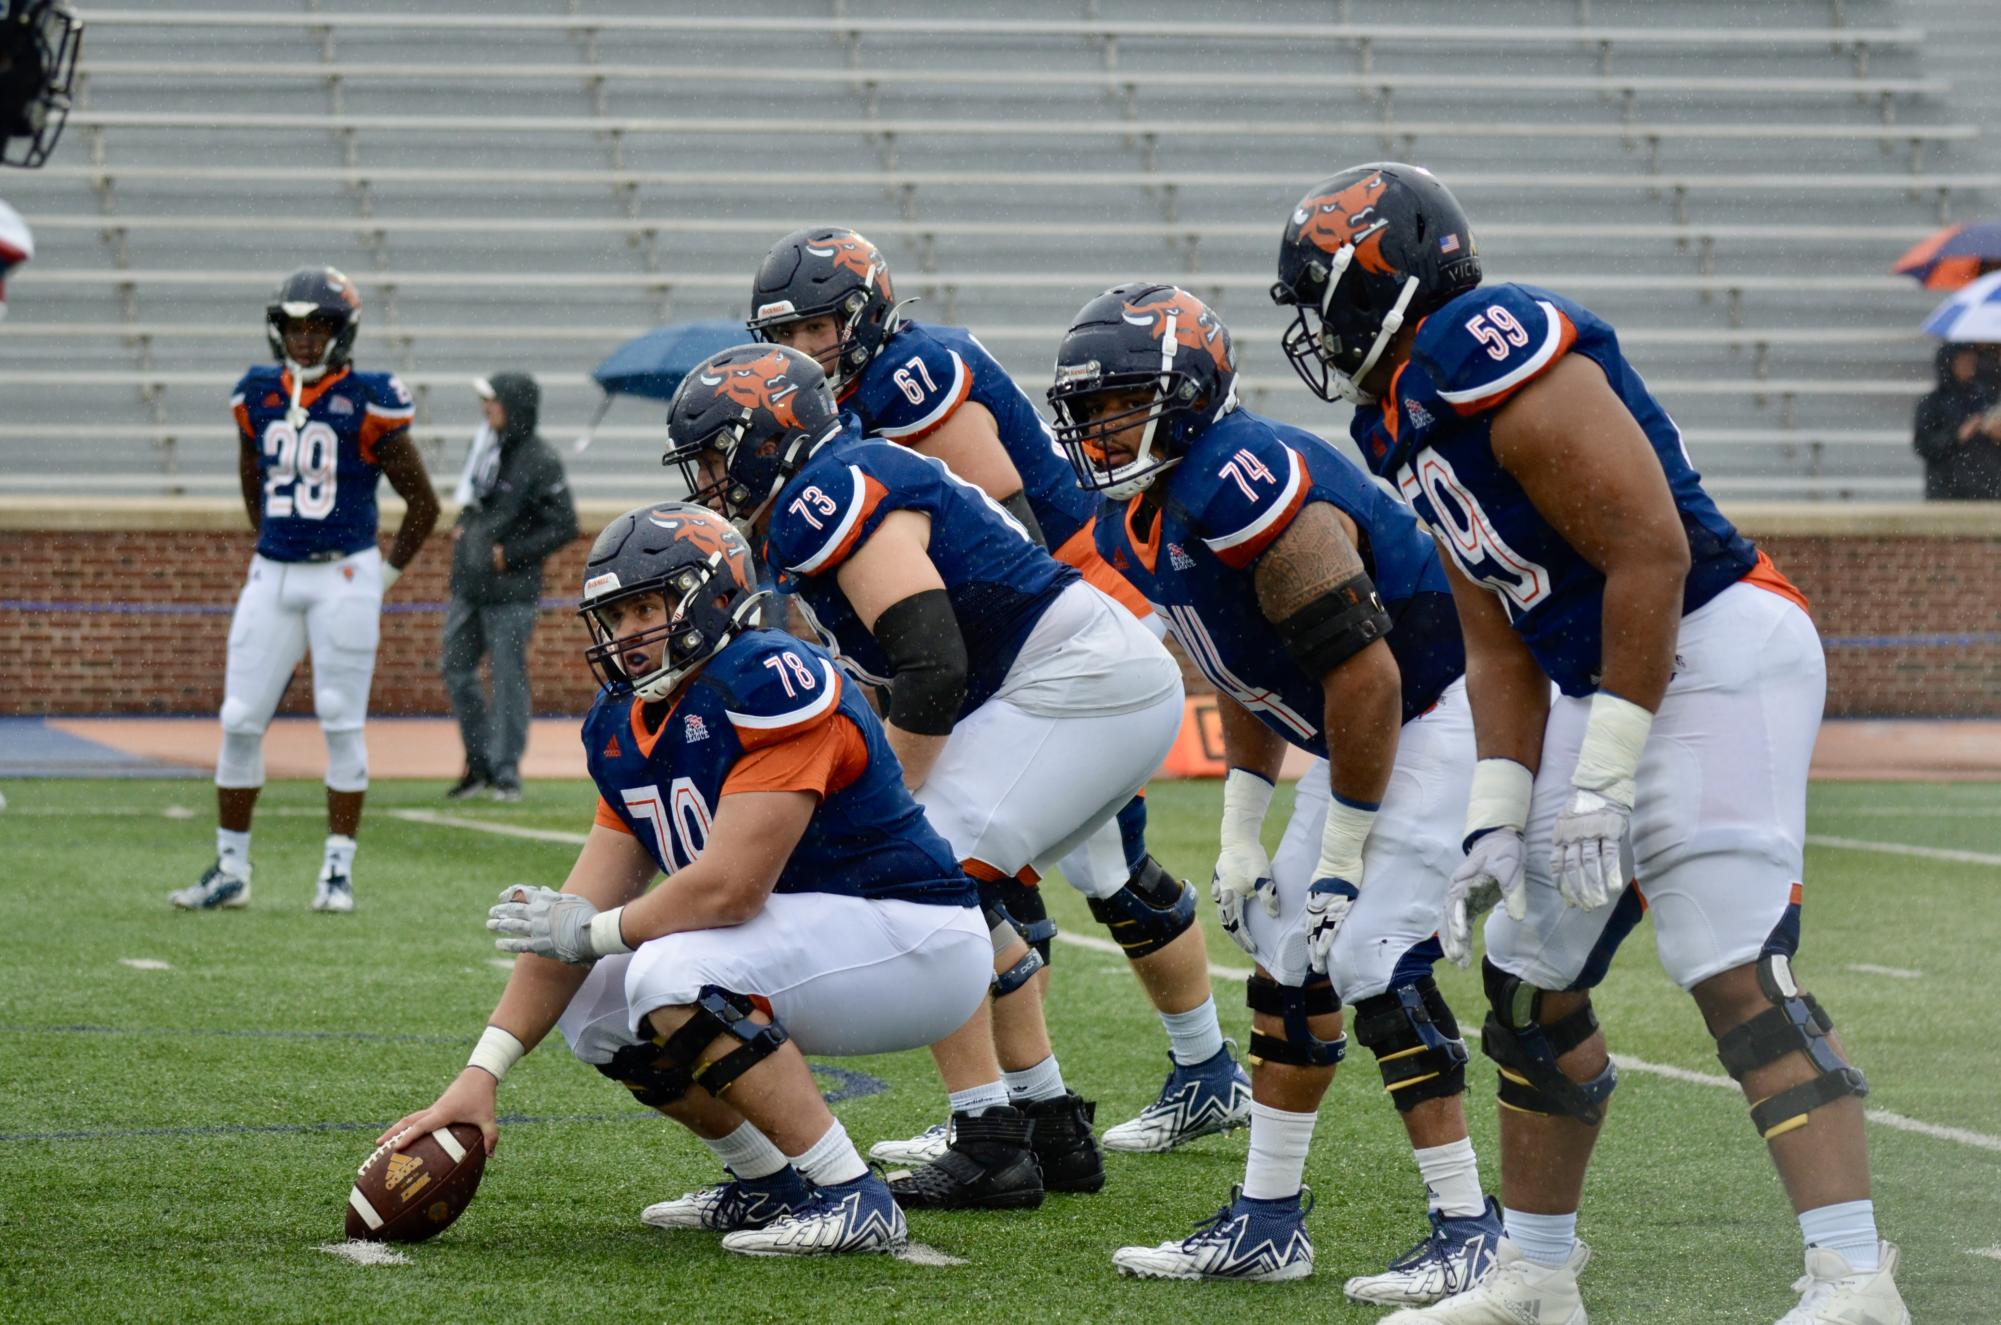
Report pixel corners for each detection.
[381,503,993,1257]
[1051,284,1497,1297]
[1274,164,1904,1325]
[172,267,438,915]
[664,343,1198,1210]
[746,231,1244,1161]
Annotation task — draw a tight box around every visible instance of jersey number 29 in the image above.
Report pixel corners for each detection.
[261,420,338,520]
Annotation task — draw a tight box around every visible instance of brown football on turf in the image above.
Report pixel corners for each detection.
[345,1123,486,1242]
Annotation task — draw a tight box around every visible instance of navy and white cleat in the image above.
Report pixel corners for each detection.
[311,865,354,914]
[1101,1043,1253,1153]
[1112,1185,1315,1281]
[641,1165,816,1232]
[170,860,250,911]
[1345,1197,1505,1306]
[720,1171,908,1257]
[868,1120,950,1167]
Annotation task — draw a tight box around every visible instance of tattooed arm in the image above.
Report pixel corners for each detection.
[1251,501,1401,809]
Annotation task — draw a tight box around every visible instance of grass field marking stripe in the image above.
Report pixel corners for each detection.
[389,809,589,845]
[894,1243,971,1267]
[317,1241,411,1267]
[118,958,174,971]
[1817,807,2001,818]
[1616,1054,2001,1155]
[1052,930,1253,982]
[346,1187,385,1232]
[1807,834,2001,868]
[1969,1246,2001,1262]
[1845,963,1923,980]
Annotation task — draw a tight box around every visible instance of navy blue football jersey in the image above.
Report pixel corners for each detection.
[1351,282,1771,697]
[762,422,1078,719]
[231,364,414,563]
[583,629,972,907]
[1095,406,1464,755]
[847,320,1101,552]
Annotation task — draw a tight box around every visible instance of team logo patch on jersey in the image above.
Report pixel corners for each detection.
[329,395,354,416]
[1404,398,1434,431]
[683,714,709,743]
[603,732,622,758]
[263,392,283,407]
[1289,170,1393,275]
[1167,542,1196,571]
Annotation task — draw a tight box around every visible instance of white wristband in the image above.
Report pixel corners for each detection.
[380,562,402,589]
[588,905,633,957]
[467,1025,526,1083]
[1570,691,1653,808]
[1464,758,1535,841]
[1312,797,1377,884]
[1220,767,1276,845]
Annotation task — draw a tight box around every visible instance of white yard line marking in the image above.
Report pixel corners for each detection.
[893,1243,970,1267]
[1807,835,2001,868]
[488,958,517,972]
[3,805,326,817]
[315,1240,410,1267]
[118,958,173,971]
[1844,963,1924,980]
[411,812,2001,1157]
[1815,807,2001,818]
[1968,1246,2001,1263]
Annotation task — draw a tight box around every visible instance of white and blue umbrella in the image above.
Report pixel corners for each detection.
[1920,269,2001,342]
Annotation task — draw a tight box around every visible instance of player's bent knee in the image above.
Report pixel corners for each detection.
[213,729,266,789]
[323,727,369,793]
[1246,973,1347,1069]
[600,987,790,1106]
[1715,953,1868,1141]
[1480,958,1617,1125]
[980,877,1055,969]
[1352,977,1470,1112]
[1084,855,1195,960]
[218,697,266,738]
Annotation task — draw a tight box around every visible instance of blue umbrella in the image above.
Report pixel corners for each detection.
[574,319,755,452]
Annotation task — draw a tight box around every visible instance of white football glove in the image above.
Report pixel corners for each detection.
[1303,877,1359,975]
[487,886,629,964]
[1550,789,1631,911]
[1211,768,1278,957]
[1441,827,1528,968]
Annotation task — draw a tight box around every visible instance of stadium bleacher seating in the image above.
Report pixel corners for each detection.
[1,0,1992,502]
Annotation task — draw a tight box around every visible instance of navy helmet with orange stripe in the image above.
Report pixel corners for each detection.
[578,501,765,702]
[662,343,843,535]
[265,265,362,384]
[1047,282,1238,501]
[746,226,906,395]
[1270,162,1482,406]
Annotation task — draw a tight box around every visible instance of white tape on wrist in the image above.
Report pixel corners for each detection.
[1570,691,1653,808]
[1220,767,1276,846]
[467,1025,525,1083]
[1313,798,1377,884]
[588,905,632,957]
[380,563,402,589]
[1464,758,1535,839]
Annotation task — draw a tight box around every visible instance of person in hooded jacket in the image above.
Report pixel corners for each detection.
[443,372,581,800]
[1913,343,2001,501]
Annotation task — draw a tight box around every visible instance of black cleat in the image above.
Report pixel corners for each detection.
[445,770,490,801]
[1024,1092,1106,1194]
[885,1106,1044,1211]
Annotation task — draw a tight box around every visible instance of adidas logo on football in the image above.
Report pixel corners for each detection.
[384,1151,432,1200]
[1167,543,1196,572]
[684,714,709,743]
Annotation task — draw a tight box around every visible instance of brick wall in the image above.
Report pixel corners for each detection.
[2,503,1997,719]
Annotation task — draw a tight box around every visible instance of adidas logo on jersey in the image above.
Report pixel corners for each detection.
[603,733,622,758]
[1167,543,1196,572]
[684,714,709,743]
[262,392,283,407]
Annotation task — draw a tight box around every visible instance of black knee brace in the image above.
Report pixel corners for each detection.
[1716,953,1868,1140]
[595,986,790,1106]
[1480,958,1617,1125]
[1245,973,1347,1068]
[1351,977,1470,1112]
[982,876,1056,966]
[1085,855,1196,960]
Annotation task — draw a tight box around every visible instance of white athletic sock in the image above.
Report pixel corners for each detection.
[1241,1101,1316,1201]
[1003,1054,1068,1105]
[948,1080,1011,1117]
[216,828,251,878]
[1799,1199,1881,1273]
[323,833,357,875]
[1414,1137,1487,1218]
[1160,996,1226,1067]
[1503,1207,1578,1267]
[702,1121,788,1181]
[788,1118,866,1187]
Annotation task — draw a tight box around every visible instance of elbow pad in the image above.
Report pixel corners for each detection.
[873,589,968,735]
[1000,489,1047,548]
[1277,572,1393,677]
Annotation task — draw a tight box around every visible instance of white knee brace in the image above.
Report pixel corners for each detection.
[214,729,266,789]
[323,727,369,793]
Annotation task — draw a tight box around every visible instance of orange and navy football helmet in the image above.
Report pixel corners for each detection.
[1048,282,1238,500]
[1270,162,1481,404]
[661,343,842,533]
[746,226,904,394]
[265,265,362,383]
[578,502,765,701]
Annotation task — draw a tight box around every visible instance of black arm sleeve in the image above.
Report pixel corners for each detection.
[1000,489,1048,548]
[1276,572,1394,677]
[871,589,969,736]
